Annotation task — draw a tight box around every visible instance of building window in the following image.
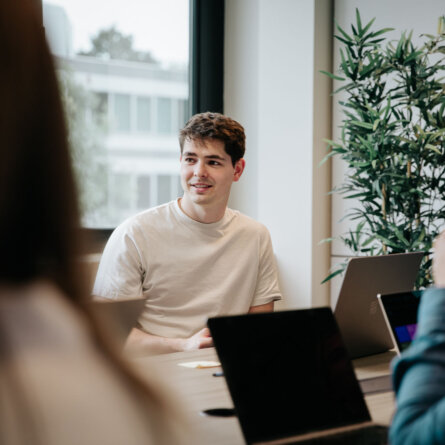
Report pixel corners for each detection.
[137,175,152,209]
[113,94,131,133]
[111,173,132,210]
[157,98,172,134]
[157,174,172,204]
[137,97,151,133]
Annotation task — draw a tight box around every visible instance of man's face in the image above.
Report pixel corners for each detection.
[180,138,244,212]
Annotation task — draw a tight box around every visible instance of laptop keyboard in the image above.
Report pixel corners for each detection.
[290,425,388,444]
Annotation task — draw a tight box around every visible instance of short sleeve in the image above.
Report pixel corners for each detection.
[92,223,145,300]
[251,228,282,307]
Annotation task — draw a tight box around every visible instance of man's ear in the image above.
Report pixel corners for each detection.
[233,158,245,182]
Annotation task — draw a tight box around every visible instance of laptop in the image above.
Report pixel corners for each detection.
[88,298,146,347]
[377,291,422,354]
[334,252,423,358]
[208,308,388,445]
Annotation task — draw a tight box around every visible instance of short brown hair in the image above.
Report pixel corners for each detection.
[179,112,245,165]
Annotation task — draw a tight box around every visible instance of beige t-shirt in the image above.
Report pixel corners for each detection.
[93,200,281,338]
[0,281,188,445]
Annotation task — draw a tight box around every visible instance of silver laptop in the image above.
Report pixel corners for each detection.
[208,308,388,444]
[377,291,421,355]
[88,298,145,347]
[334,252,423,358]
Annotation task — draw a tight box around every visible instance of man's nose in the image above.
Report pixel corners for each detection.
[194,162,208,177]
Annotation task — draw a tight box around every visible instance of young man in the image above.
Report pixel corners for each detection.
[93,112,281,354]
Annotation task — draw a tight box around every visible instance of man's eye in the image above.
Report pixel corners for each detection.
[209,160,221,166]
[184,158,195,163]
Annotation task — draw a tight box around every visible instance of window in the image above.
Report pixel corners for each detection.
[113,94,131,133]
[137,175,151,209]
[157,98,172,134]
[42,0,224,231]
[157,175,172,204]
[43,0,190,228]
[137,97,152,133]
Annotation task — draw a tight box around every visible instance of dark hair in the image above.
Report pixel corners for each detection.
[0,0,171,429]
[0,0,82,298]
[179,112,246,165]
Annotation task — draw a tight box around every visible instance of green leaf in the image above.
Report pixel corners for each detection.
[335,21,353,42]
[350,121,374,130]
[320,70,346,81]
[395,33,405,59]
[355,8,363,34]
[321,268,345,284]
[323,138,344,149]
[404,50,423,64]
[392,226,410,247]
[318,237,336,245]
[335,35,354,46]
[370,28,395,38]
[425,144,442,155]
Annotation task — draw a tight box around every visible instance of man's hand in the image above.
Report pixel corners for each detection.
[125,326,213,356]
[433,230,445,287]
[182,327,214,351]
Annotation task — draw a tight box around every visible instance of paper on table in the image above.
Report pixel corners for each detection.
[178,360,221,369]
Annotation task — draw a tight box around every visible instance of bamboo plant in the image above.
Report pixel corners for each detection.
[323,10,445,288]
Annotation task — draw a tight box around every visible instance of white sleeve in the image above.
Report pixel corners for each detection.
[251,229,282,306]
[92,223,145,300]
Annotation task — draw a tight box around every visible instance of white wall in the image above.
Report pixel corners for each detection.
[225,0,332,308]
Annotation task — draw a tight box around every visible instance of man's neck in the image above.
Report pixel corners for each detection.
[178,198,227,224]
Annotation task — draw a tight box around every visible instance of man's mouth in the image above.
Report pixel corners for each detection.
[191,183,212,189]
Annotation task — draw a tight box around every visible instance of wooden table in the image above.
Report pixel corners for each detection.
[136,348,396,444]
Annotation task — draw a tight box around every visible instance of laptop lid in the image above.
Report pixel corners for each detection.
[334,252,423,358]
[377,291,421,354]
[88,298,145,347]
[208,308,371,445]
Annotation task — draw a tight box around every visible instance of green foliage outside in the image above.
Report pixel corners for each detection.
[322,11,445,288]
[58,65,108,226]
[78,26,158,64]
[59,26,157,226]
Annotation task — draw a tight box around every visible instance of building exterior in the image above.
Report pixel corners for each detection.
[60,55,188,227]
[44,2,188,227]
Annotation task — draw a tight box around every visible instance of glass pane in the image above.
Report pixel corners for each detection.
[111,174,132,210]
[137,175,151,209]
[43,0,189,228]
[113,94,131,132]
[157,175,172,204]
[137,97,151,132]
[157,98,172,134]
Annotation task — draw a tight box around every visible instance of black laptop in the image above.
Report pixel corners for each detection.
[377,291,422,354]
[208,308,388,444]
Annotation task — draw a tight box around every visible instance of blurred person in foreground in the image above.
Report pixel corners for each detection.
[390,230,445,444]
[0,1,188,444]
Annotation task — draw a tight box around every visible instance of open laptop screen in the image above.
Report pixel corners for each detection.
[208,308,371,445]
[378,291,421,353]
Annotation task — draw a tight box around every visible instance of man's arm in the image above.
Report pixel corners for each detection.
[124,326,213,356]
[126,302,273,355]
[248,301,274,313]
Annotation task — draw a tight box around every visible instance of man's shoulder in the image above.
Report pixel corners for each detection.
[113,201,178,236]
[227,208,270,234]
